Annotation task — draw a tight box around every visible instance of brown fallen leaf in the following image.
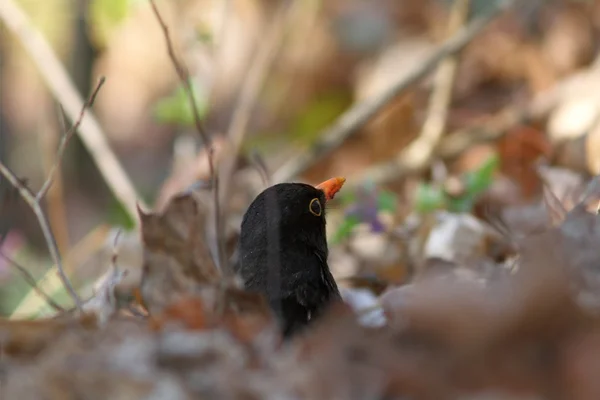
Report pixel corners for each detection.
[496,125,553,199]
[138,192,219,315]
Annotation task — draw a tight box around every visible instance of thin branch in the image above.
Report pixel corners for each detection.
[148,0,224,272]
[401,0,470,169]
[37,108,71,274]
[0,252,64,312]
[272,0,518,183]
[148,0,214,163]
[110,229,122,272]
[37,77,106,201]
[217,1,293,275]
[0,163,83,310]
[0,0,144,221]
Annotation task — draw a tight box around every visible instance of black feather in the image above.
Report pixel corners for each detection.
[236,183,341,337]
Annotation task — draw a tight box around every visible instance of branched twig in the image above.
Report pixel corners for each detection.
[0,252,64,312]
[0,78,106,311]
[148,0,225,272]
[37,77,106,201]
[272,0,518,183]
[0,0,145,220]
[0,163,83,310]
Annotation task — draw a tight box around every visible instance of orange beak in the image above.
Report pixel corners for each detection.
[315,177,346,201]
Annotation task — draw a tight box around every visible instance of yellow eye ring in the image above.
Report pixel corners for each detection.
[309,198,322,216]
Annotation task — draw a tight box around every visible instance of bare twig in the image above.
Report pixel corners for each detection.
[217,1,294,275]
[0,0,144,220]
[110,229,122,265]
[148,0,224,271]
[0,252,64,312]
[0,163,83,310]
[37,77,106,201]
[402,0,470,168]
[37,110,70,270]
[148,0,213,154]
[272,0,518,183]
[0,78,105,312]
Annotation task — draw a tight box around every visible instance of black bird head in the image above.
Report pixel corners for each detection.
[237,177,346,337]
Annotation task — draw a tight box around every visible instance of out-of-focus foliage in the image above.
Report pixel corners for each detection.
[331,184,398,244]
[153,80,209,127]
[290,91,352,145]
[88,0,137,48]
[415,153,499,213]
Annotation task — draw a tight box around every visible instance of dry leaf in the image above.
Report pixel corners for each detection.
[138,193,219,315]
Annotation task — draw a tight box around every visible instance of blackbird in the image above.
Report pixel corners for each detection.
[236,177,346,337]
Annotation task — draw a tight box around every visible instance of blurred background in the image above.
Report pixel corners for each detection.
[2,0,600,317]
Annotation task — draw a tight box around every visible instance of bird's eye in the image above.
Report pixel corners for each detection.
[309,198,322,216]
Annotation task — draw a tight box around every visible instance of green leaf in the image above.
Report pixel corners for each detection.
[377,191,397,213]
[154,81,208,126]
[330,215,361,244]
[338,190,358,206]
[414,183,446,213]
[463,153,499,196]
[106,197,136,230]
[290,91,352,145]
[446,195,475,213]
[89,0,134,48]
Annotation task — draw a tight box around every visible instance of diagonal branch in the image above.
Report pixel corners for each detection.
[148,0,224,272]
[272,0,518,183]
[148,0,214,168]
[401,0,470,169]
[217,1,294,276]
[345,84,561,190]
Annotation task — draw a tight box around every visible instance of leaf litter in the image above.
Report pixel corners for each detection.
[3,173,600,399]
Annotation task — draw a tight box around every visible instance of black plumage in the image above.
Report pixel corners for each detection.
[236,178,345,337]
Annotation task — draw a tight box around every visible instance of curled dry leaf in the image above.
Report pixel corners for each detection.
[138,193,219,315]
[496,125,553,199]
